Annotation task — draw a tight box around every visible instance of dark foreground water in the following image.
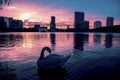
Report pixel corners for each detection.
[0,32,120,80]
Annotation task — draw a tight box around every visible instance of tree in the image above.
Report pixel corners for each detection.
[0,0,12,9]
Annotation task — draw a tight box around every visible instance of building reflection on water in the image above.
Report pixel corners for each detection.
[0,33,115,52]
[50,33,56,52]
[0,34,23,48]
[0,62,17,80]
[93,34,101,44]
[74,33,89,50]
[67,34,70,40]
[0,32,120,80]
[105,34,113,48]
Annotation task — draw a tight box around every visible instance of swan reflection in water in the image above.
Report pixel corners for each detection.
[37,47,70,80]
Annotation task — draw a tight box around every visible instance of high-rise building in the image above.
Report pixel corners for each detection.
[79,21,89,30]
[12,20,23,29]
[74,11,84,29]
[74,11,89,31]
[50,16,56,31]
[0,16,6,29]
[9,17,13,28]
[0,16,23,31]
[0,16,10,28]
[106,17,114,27]
[94,21,102,29]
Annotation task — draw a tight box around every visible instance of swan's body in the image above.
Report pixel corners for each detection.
[37,47,70,70]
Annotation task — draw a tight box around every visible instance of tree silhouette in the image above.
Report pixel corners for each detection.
[0,0,12,9]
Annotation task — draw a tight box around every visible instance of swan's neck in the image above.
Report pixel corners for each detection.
[40,47,51,59]
[40,49,45,59]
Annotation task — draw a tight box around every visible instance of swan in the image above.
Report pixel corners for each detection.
[37,47,70,70]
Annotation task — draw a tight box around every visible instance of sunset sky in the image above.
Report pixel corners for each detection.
[0,0,120,28]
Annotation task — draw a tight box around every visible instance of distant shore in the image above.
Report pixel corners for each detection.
[0,25,120,33]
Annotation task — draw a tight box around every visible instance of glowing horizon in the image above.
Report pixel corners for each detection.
[0,1,120,29]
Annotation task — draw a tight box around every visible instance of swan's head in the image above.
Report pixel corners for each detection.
[40,47,51,59]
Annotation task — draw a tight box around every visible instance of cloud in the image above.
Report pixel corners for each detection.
[0,2,119,28]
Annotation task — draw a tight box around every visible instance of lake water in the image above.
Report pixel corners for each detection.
[0,32,120,80]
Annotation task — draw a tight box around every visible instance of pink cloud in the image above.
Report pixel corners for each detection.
[114,20,120,25]
[0,3,119,28]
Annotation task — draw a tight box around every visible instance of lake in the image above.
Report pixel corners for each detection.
[0,32,120,80]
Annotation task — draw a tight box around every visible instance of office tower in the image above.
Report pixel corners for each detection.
[50,16,56,31]
[75,11,84,23]
[74,11,84,29]
[94,21,102,29]
[12,20,23,29]
[9,17,13,28]
[74,11,89,31]
[0,16,6,29]
[106,17,114,27]
[0,16,9,28]
[80,21,89,30]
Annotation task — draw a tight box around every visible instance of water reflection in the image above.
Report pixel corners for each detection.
[0,35,15,48]
[63,33,120,80]
[105,34,113,48]
[67,34,70,40]
[0,32,120,80]
[0,34,23,48]
[50,33,56,52]
[74,33,89,50]
[0,62,17,80]
[93,34,101,44]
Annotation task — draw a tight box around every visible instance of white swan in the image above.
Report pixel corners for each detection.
[37,47,70,70]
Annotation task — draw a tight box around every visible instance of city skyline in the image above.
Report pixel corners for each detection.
[0,0,120,28]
